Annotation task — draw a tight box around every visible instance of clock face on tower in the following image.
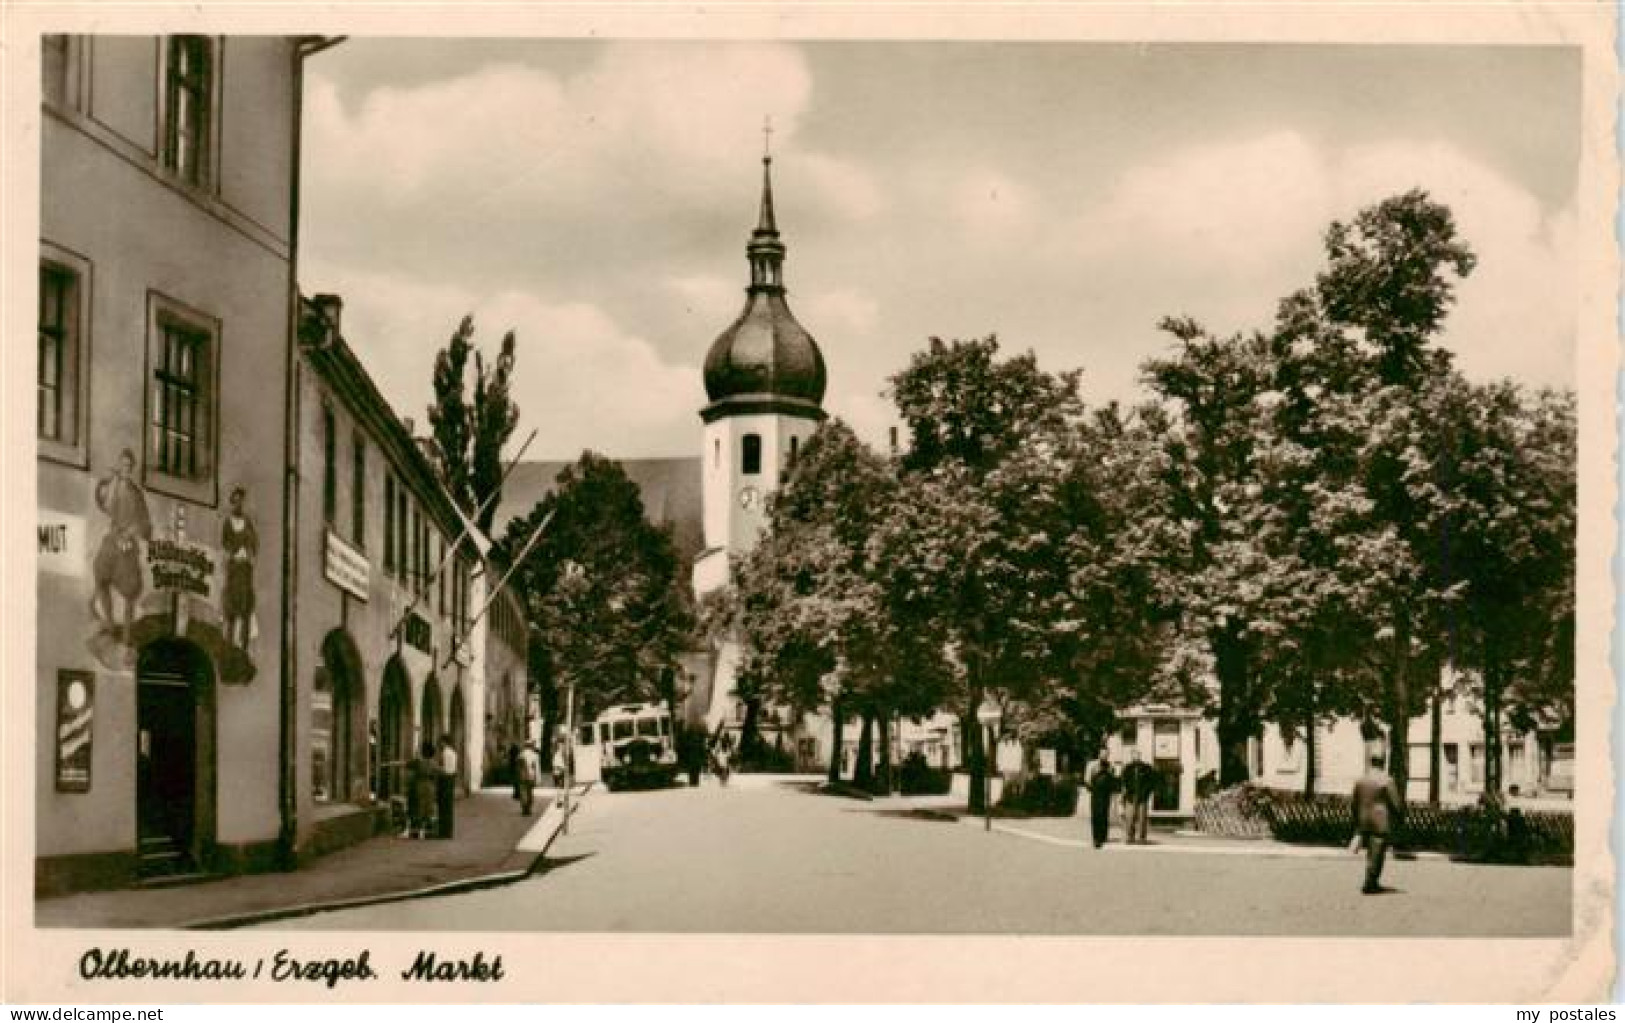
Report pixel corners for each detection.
[738,486,760,510]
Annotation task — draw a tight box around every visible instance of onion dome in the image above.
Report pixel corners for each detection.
[701,154,827,421]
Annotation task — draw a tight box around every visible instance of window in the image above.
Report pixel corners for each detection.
[311,667,333,802]
[351,435,366,547]
[145,294,217,501]
[383,476,396,575]
[37,265,73,444]
[38,247,90,465]
[164,36,212,187]
[1469,743,1485,786]
[713,439,720,469]
[321,406,336,524]
[742,433,761,475]
[788,435,799,465]
[437,536,447,616]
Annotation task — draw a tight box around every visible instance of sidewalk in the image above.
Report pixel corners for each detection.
[36,785,581,930]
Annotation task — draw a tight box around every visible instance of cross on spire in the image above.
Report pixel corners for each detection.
[762,115,773,160]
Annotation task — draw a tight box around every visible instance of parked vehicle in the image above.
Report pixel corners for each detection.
[574,703,680,792]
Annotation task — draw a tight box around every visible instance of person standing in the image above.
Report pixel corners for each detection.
[436,735,458,839]
[1350,751,1403,894]
[406,740,438,840]
[1083,748,1119,849]
[1118,748,1157,845]
[516,741,541,816]
[507,742,521,802]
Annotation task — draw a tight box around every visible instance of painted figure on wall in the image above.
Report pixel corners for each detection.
[89,448,151,647]
[220,485,258,649]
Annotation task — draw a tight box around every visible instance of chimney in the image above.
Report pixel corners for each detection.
[311,293,343,345]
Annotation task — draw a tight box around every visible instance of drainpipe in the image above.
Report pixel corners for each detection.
[277,34,346,870]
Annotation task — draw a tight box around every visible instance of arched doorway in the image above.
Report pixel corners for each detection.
[136,638,215,876]
[378,658,411,801]
[318,631,365,804]
[421,674,443,755]
[449,685,467,794]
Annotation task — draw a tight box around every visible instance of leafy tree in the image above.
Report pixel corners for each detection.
[1309,189,1476,801]
[883,336,1085,810]
[727,420,924,782]
[495,453,691,749]
[429,315,520,533]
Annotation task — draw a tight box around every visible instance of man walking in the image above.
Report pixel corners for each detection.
[1350,751,1402,893]
[1118,748,1157,845]
[1083,748,1119,849]
[516,741,541,816]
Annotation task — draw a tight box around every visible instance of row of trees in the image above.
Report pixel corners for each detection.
[719,190,1575,809]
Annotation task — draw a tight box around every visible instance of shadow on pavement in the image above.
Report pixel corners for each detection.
[529,852,597,879]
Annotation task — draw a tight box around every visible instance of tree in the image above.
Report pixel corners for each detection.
[494,453,691,748]
[727,420,925,782]
[1439,382,1576,794]
[1309,189,1476,802]
[428,315,520,533]
[884,336,1086,810]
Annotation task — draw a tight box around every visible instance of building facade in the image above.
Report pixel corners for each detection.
[483,579,530,786]
[292,295,489,858]
[35,35,313,893]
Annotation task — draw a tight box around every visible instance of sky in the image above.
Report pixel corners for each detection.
[298,40,1581,462]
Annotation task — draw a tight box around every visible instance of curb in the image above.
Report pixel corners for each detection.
[989,821,1456,862]
[187,784,592,930]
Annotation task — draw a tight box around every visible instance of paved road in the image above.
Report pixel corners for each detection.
[265,778,1571,935]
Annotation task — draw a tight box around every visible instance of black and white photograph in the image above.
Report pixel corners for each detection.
[7,2,1617,1006]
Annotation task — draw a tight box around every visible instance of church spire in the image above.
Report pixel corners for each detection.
[755,116,778,236]
[746,122,786,292]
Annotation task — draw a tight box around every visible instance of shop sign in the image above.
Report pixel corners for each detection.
[56,670,94,792]
[147,538,214,598]
[324,529,371,601]
[1153,722,1181,759]
[37,513,86,576]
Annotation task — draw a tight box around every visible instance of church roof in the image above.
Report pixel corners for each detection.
[702,155,827,408]
[492,457,705,565]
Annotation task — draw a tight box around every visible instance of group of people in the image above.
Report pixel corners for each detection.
[507,739,569,816]
[400,735,461,840]
[1081,748,1160,849]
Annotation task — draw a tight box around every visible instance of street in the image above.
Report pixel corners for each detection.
[263,777,1571,936]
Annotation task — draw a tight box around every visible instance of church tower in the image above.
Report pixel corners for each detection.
[692,148,827,600]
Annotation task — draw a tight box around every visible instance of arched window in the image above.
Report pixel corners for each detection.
[742,433,762,476]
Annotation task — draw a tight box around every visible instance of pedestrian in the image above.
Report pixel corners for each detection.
[1118,748,1157,845]
[680,728,703,787]
[712,736,732,787]
[516,741,541,816]
[436,735,458,839]
[551,741,568,806]
[405,740,438,839]
[507,742,521,801]
[1349,750,1402,894]
[1083,748,1118,849]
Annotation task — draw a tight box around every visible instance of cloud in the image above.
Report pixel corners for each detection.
[302,259,700,461]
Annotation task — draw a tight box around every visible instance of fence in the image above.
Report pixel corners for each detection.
[1195,785,1573,864]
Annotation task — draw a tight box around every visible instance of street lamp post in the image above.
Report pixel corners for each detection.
[562,677,575,835]
[976,700,1002,832]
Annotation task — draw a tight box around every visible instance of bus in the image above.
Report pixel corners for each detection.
[573,702,680,792]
